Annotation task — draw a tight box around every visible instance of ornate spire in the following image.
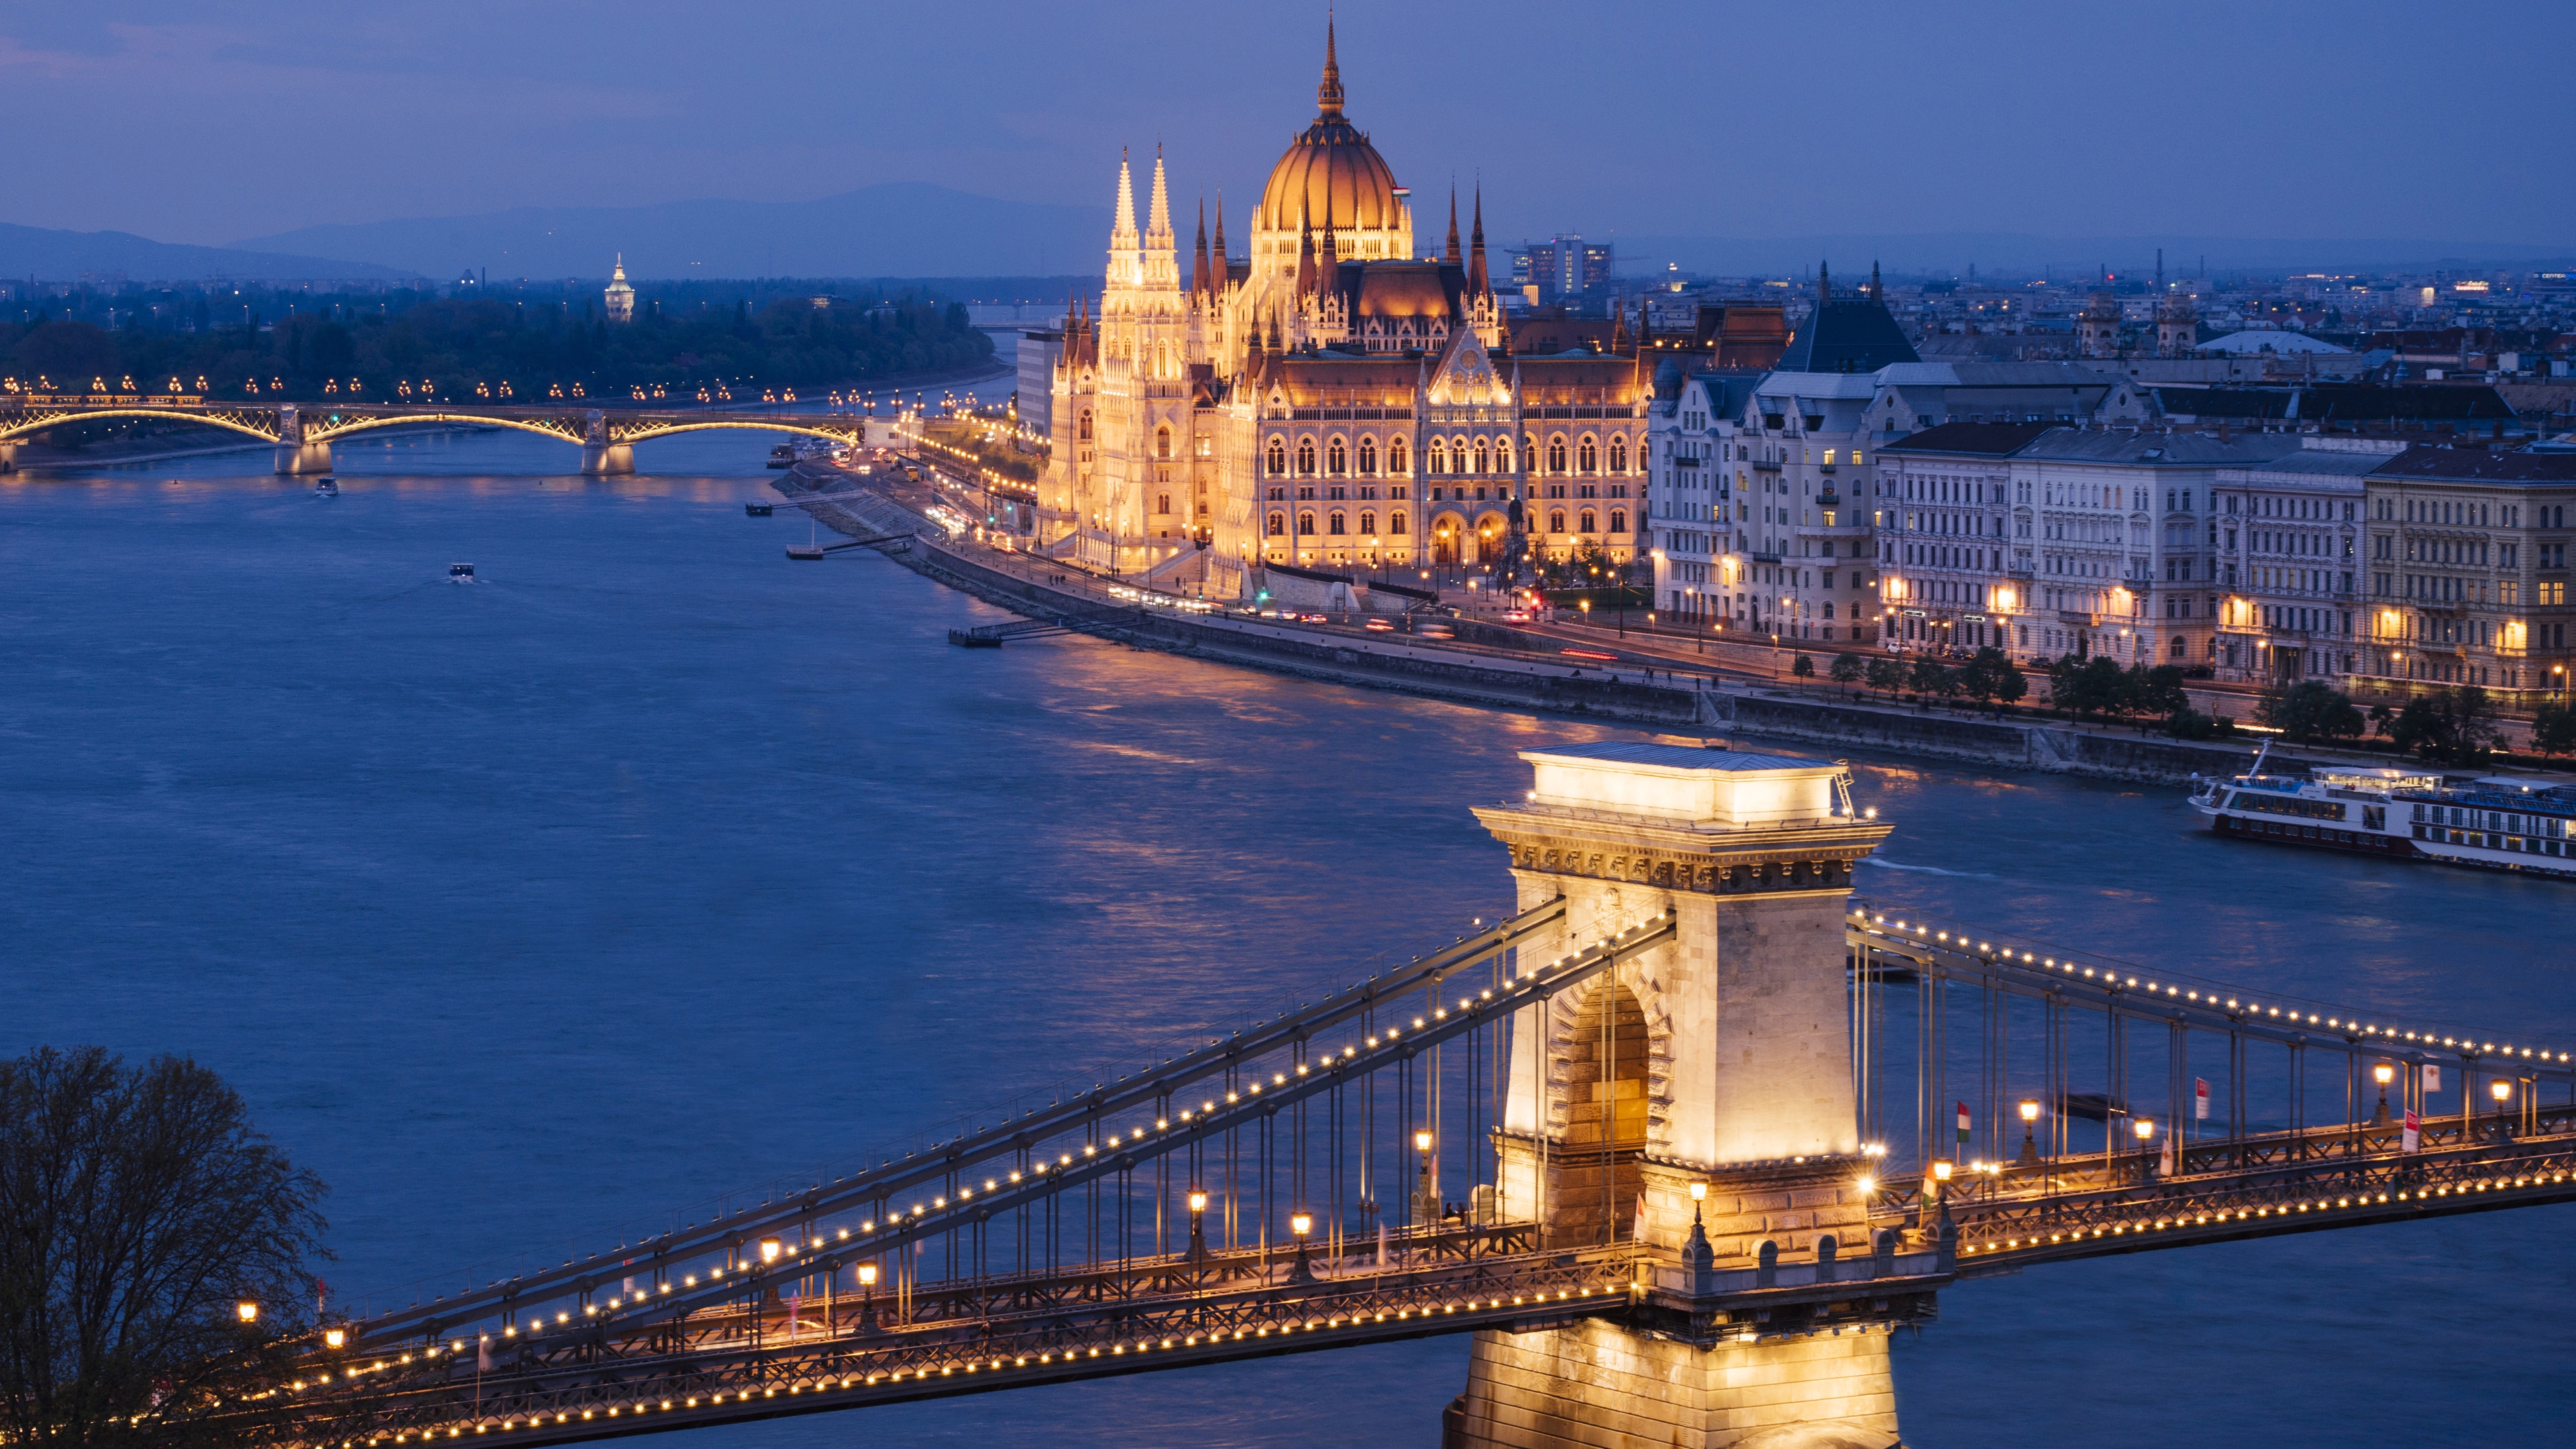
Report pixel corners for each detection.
[1113,149,1136,239]
[1444,186,1461,265]
[1319,187,1339,277]
[1212,194,1226,272]
[1870,259,1882,302]
[1317,15,1344,119]
[1818,258,1831,304]
[1194,198,1210,301]
[1146,146,1173,243]
[1295,201,1316,299]
[1466,184,1489,297]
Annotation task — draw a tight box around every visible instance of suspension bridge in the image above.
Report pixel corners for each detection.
[217,742,2576,1448]
[0,394,873,476]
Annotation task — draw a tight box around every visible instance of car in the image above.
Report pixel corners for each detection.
[1502,610,1531,623]
[1363,618,1395,631]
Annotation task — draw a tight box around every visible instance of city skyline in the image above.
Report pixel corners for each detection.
[1,1,2568,267]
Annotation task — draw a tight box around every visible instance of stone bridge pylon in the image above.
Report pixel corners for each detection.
[1453,741,1900,1449]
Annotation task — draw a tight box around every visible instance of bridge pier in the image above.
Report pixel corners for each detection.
[0,439,15,474]
[271,405,333,474]
[580,442,635,476]
[1457,743,1900,1449]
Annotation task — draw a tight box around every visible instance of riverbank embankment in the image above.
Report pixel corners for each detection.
[784,469,2332,785]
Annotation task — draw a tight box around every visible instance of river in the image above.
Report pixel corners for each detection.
[5,429,2569,1447]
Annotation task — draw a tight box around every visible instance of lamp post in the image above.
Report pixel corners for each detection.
[1414,1129,1437,1225]
[2373,1063,2396,1126]
[1287,1212,1316,1284]
[2491,1077,2514,1140]
[235,1300,259,1326]
[855,1261,879,1332]
[1187,1189,1209,1269]
[2133,1117,2157,1179]
[2017,1099,2042,1167]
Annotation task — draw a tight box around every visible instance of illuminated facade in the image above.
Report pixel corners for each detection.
[1041,25,1648,596]
[604,255,635,325]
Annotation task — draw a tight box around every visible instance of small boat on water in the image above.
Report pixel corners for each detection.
[315,478,339,496]
[449,562,476,584]
[767,443,795,469]
[745,502,773,517]
[2188,738,2575,879]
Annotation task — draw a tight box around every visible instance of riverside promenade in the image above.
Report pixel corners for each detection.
[779,458,2567,788]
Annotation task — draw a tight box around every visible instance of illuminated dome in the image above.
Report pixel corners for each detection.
[1257,25,1400,235]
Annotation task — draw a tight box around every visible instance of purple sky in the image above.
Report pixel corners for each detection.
[4,1,2569,251]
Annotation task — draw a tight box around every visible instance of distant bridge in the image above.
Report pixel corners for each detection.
[202,747,2576,1448]
[0,395,873,476]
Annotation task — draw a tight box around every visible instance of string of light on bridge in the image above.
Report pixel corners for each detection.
[1864,911,2574,1065]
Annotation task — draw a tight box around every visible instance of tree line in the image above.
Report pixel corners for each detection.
[2,284,991,406]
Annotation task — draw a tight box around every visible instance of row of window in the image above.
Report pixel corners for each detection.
[1261,509,1631,538]
[1263,432,1640,478]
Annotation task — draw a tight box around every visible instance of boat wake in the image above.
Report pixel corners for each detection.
[1860,857,2002,881]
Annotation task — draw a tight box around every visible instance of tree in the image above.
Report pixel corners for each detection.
[2386,686,2504,764]
[2047,653,2126,721]
[1908,655,1949,696]
[1865,657,1904,696]
[1829,653,1866,694]
[2127,664,2191,725]
[2258,680,2366,744]
[1957,647,2020,710]
[0,1048,332,1447]
[1790,652,1815,679]
[2534,701,2576,757]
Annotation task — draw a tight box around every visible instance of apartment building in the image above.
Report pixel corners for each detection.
[2359,448,2576,701]
[2208,439,2404,683]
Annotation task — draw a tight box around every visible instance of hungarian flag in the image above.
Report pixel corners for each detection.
[1956,1102,1971,1147]
[2402,1109,2420,1154]
[2195,1078,2210,1121]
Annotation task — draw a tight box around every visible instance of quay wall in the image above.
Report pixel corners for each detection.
[794,476,2285,786]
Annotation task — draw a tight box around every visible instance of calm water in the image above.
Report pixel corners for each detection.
[6,429,2572,1447]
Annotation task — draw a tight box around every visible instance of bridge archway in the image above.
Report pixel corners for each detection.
[1552,971,1650,1244]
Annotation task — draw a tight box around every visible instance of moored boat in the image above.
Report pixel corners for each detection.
[2188,740,2575,879]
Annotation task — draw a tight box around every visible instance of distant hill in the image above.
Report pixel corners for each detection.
[231,183,1115,283]
[1611,232,2576,280]
[0,223,414,283]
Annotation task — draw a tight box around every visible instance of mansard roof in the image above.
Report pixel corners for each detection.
[1325,260,1468,321]
[1774,295,1921,374]
[1880,422,2055,457]
[2369,446,2576,485]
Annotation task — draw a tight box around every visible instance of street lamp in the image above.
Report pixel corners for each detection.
[2017,1099,2041,1166]
[324,1327,346,1350]
[236,1300,258,1324]
[2373,1063,2396,1125]
[2491,1077,2514,1138]
[1287,1212,1316,1283]
[2133,1117,2157,1177]
[759,1237,782,1265]
[1688,1180,1707,1225]
[855,1261,879,1332]
[1187,1189,1210,1265]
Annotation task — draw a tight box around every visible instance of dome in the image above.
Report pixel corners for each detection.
[1257,25,1400,235]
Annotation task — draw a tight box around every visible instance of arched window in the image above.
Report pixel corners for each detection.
[1609,508,1626,534]
[1328,511,1348,535]
[1389,438,1409,474]
[1428,439,1448,474]
[1609,436,1628,473]
[1267,438,1287,476]
[1359,511,1377,535]
[1498,438,1515,473]
[1078,410,1093,441]
[1391,511,1408,535]
[1297,438,1317,475]
[1548,509,1567,533]
[1548,436,1568,473]
[1297,511,1316,535]
[1523,434,1537,471]
[1473,440,1490,476]
[1155,425,1172,460]
[1327,437,1347,476]
[1580,509,1598,534]
[1268,511,1286,537]
[1358,437,1378,475]
[1577,436,1598,474]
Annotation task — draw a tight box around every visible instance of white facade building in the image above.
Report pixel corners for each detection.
[2209,438,2404,683]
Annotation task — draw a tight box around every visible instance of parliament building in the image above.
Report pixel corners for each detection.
[1040,25,1650,600]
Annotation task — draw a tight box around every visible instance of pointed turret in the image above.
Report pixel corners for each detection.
[1317,15,1344,119]
[1212,195,1226,274]
[1870,260,1882,301]
[1113,150,1137,242]
[1445,187,1462,265]
[1319,189,1340,277]
[1818,259,1831,304]
[1146,147,1173,245]
[1294,201,1316,300]
[1193,199,1210,301]
[1466,185,1489,297]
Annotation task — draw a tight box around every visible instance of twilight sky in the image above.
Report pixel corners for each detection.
[3,0,2568,254]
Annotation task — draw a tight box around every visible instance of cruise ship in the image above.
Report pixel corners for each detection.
[2189,741,2576,879]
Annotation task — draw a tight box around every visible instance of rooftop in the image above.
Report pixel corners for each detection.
[1882,422,2055,457]
[1523,741,1826,773]
[2369,447,2576,485]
